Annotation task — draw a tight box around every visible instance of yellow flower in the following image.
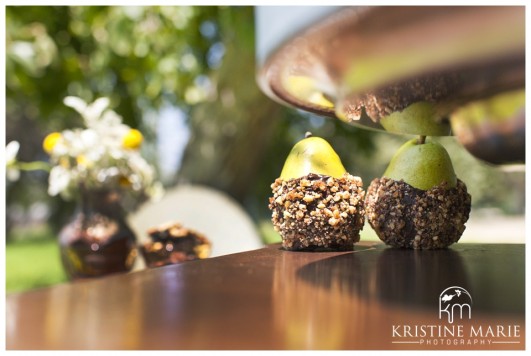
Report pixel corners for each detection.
[43,132,62,154]
[122,129,143,149]
[76,155,90,167]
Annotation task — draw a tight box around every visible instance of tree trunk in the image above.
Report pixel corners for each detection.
[179,7,284,203]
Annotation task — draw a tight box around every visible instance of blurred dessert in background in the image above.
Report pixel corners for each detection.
[140,222,211,268]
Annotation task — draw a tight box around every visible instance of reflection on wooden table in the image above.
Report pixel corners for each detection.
[6,242,525,350]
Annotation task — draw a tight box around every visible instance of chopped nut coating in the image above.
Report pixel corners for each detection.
[269,173,365,251]
[365,177,471,249]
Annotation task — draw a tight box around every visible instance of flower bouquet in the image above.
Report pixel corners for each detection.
[44,96,162,204]
[7,96,162,279]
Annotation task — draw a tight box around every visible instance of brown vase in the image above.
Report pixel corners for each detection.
[59,188,137,280]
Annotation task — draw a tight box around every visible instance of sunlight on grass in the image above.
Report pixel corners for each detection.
[6,238,67,293]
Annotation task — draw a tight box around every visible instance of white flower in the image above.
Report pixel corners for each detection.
[80,129,99,147]
[44,96,162,204]
[64,96,110,128]
[57,130,81,157]
[48,166,72,196]
[83,97,110,124]
[100,110,125,129]
[84,145,105,163]
[109,147,126,160]
[63,96,87,115]
[6,141,20,181]
[6,141,19,164]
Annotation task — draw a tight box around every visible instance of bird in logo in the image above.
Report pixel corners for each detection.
[441,294,455,302]
[455,290,462,297]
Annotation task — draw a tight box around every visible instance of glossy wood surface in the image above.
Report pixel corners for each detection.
[6,243,525,350]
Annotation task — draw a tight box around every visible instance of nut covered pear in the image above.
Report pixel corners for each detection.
[269,133,365,251]
[379,102,451,136]
[365,137,471,249]
[280,135,347,180]
[383,138,457,190]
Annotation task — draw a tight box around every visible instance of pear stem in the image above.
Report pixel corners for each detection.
[305,131,313,138]
[417,135,426,144]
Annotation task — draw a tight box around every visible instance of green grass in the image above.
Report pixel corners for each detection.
[6,236,67,293]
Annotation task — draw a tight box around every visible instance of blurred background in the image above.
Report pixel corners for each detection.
[5,6,525,292]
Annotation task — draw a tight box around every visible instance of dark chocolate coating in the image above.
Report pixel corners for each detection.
[365,177,471,249]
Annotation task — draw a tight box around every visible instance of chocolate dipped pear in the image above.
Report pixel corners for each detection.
[365,137,471,249]
[269,133,365,251]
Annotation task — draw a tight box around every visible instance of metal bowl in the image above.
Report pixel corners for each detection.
[256,6,525,164]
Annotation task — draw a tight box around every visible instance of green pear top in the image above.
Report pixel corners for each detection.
[280,133,347,180]
[384,138,457,190]
[380,101,451,136]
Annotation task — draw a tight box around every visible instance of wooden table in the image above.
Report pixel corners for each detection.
[6,243,525,350]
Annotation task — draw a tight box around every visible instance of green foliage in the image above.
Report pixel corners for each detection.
[6,6,221,129]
